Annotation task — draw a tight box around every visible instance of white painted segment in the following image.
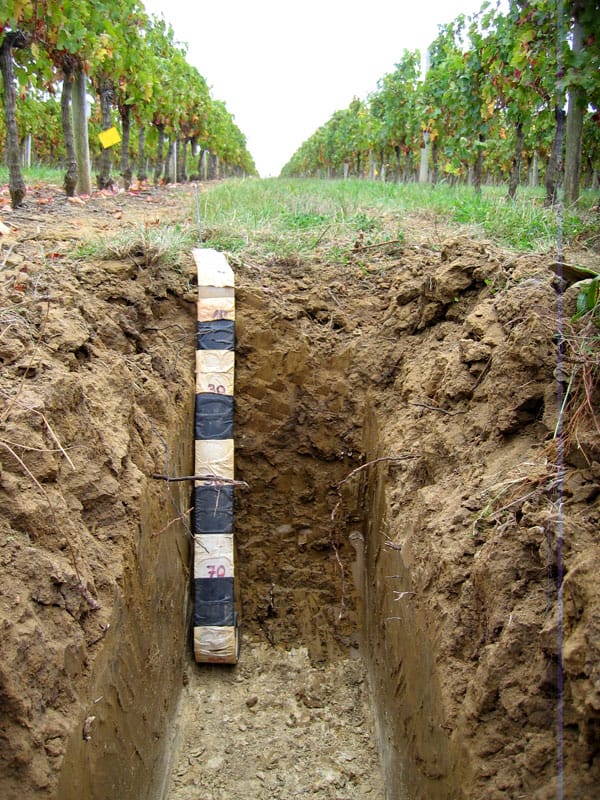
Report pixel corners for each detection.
[196,350,234,395]
[196,349,234,374]
[195,554,234,579]
[197,286,235,299]
[195,533,234,558]
[195,439,234,480]
[194,625,238,663]
[194,534,234,579]
[197,297,235,322]
[196,371,234,395]
[193,248,235,288]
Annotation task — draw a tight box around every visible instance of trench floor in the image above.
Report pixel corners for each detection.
[166,634,384,799]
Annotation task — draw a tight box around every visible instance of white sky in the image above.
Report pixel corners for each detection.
[142,0,494,177]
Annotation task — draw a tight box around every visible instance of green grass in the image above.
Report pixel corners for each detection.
[2,169,595,255]
[73,222,198,270]
[198,177,598,255]
[199,178,405,262]
[0,165,63,186]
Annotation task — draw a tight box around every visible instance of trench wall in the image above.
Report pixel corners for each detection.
[56,434,192,800]
[0,244,198,800]
[361,412,464,800]
[233,286,365,660]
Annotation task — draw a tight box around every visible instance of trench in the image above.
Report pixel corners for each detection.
[165,283,388,798]
[52,262,465,800]
[159,272,464,799]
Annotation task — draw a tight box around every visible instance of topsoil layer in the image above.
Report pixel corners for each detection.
[0,182,598,800]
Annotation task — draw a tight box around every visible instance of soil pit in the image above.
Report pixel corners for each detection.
[166,262,387,799]
[1,186,599,800]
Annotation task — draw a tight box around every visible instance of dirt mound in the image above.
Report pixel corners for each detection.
[1,183,598,800]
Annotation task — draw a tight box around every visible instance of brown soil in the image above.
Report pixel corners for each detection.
[0,183,598,800]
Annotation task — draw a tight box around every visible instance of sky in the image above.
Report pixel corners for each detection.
[142,0,495,177]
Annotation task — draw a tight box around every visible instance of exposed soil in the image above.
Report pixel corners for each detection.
[168,640,383,799]
[0,182,598,800]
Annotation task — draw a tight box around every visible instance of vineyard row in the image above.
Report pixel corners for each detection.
[282,0,600,206]
[1,1,257,207]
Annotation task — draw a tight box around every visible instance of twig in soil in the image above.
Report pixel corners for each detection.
[0,439,73,454]
[332,542,347,621]
[143,322,190,338]
[88,624,111,646]
[487,483,559,520]
[5,210,48,223]
[384,540,402,551]
[409,401,467,417]
[31,407,76,469]
[331,455,417,523]
[312,224,332,248]
[471,357,492,392]
[0,293,53,307]
[1,243,15,267]
[151,506,194,538]
[473,458,563,537]
[2,403,75,470]
[150,426,193,541]
[0,321,17,341]
[152,473,249,488]
[327,287,342,308]
[393,591,415,602]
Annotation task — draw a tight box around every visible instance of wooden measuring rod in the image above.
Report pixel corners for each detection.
[192,248,239,664]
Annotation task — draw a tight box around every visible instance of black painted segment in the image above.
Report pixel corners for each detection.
[196,320,235,351]
[194,393,234,440]
[193,484,234,534]
[194,577,235,626]
[193,600,235,627]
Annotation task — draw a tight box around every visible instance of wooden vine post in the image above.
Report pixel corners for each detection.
[192,248,239,664]
[72,68,92,195]
[418,48,431,184]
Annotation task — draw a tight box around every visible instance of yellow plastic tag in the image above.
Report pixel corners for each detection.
[98,127,122,149]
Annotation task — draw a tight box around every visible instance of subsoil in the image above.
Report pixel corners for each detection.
[0,181,598,800]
